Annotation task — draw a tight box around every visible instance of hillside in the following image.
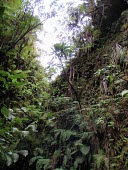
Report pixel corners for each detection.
[51,1,128,169]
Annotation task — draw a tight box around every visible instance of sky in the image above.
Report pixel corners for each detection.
[34,0,83,71]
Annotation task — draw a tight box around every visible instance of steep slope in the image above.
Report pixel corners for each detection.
[80,10,128,170]
[52,6,128,170]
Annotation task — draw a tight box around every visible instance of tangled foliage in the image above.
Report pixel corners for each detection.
[0,0,128,170]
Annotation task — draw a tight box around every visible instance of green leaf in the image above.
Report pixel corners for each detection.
[104,157,109,169]
[114,79,124,84]
[46,112,56,118]
[36,159,50,170]
[21,131,29,137]
[54,149,61,157]
[12,127,19,133]
[1,106,9,116]
[14,82,25,86]
[93,150,107,169]
[4,0,22,10]
[12,153,19,163]
[9,72,26,80]
[26,124,37,132]
[13,70,23,73]
[18,150,28,157]
[29,156,44,166]
[63,155,68,165]
[61,130,76,141]
[74,157,84,168]
[80,146,90,156]
[0,76,6,83]
[82,132,93,140]
[6,155,13,166]
[75,140,83,147]
[121,89,128,97]
[93,154,104,169]
[79,4,86,12]
[0,70,9,76]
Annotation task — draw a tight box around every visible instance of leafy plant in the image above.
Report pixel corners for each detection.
[93,149,109,169]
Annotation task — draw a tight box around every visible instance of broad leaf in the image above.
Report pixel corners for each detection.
[1,106,9,116]
[63,155,68,165]
[6,155,13,166]
[18,150,28,157]
[74,157,84,168]
[21,131,29,137]
[121,89,128,97]
[12,153,19,163]
[80,146,90,156]
[26,124,37,132]
[29,156,44,166]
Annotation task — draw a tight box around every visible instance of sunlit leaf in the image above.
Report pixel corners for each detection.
[26,124,37,132]
[21,131,29,137]
[12,127,19,133]
[18,150,28,157]
[6,155,12,166]
[121,89,128,97]
[12,153,19,163]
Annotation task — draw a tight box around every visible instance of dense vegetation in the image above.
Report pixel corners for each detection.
[0,0,128,170]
